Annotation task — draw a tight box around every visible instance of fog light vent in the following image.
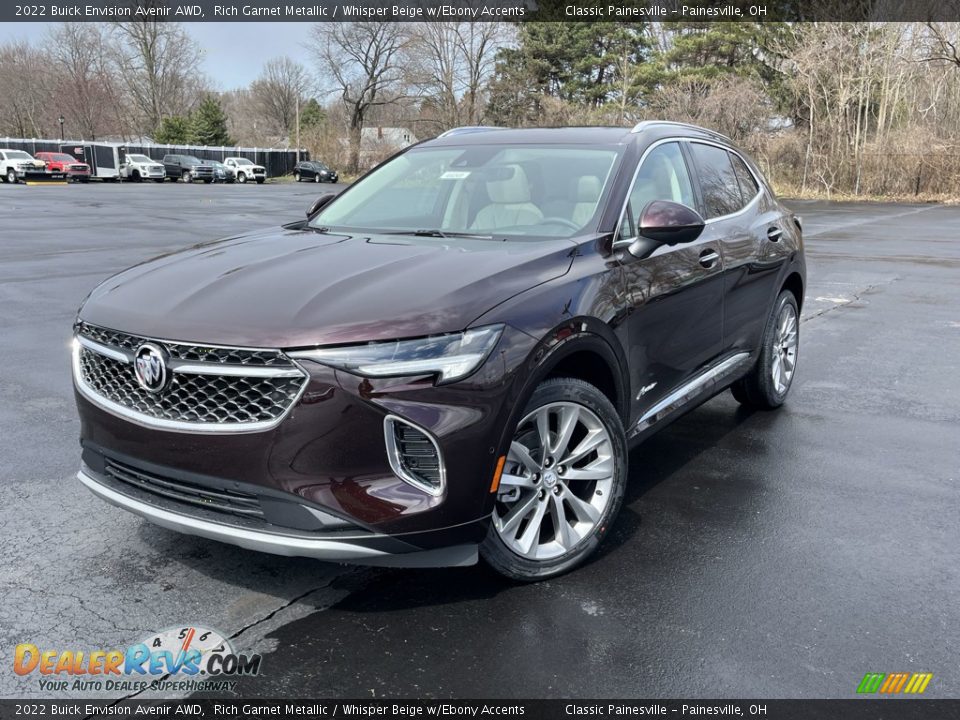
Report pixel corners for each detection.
[384,416,445,496]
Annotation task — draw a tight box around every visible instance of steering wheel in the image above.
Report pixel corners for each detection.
[538,217,581,231]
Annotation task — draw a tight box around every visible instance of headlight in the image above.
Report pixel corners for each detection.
[289,325,503,384]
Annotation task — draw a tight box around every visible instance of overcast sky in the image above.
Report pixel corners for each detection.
[0,22,315,90]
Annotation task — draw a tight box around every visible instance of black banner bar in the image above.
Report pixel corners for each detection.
[4,0,960,23]
[1,700,959,720]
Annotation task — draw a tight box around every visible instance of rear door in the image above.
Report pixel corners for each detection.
[688,142,789,354]
[617,140,726,424]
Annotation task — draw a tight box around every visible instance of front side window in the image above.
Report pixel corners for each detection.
[311,145,621,239]
[689,143,743,219]
[620,142,695,241]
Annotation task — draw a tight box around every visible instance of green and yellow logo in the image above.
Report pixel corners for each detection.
[857,672,933,695]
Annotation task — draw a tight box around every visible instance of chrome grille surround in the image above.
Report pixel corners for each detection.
[73,323,309,433]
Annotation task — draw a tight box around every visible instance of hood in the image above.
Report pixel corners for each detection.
[78,228,578,348]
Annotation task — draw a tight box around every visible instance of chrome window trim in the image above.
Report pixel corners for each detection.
[612,136,764,249]
[72,340,309,435]
[383,415,446,497]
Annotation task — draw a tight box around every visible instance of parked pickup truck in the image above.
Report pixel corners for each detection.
[162,154,216,183]
[35,152,91,182]
[120,153,166,183]
[0,149,66,183]
[223,157,266,184]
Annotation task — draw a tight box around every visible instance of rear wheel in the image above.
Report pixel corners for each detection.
[293,172,300,182]
[255,177,265,184]
[481,378,627,581]
[314,174,321,183]
[731,290,800,409]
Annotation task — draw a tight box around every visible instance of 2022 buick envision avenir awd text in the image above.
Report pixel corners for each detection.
[72,123,805,581]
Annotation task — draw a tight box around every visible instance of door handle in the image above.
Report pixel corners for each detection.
[699,249,720,269]
[767,226,783,242]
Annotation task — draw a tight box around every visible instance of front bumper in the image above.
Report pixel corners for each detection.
[78,464,478,567]
[73,324,538,564]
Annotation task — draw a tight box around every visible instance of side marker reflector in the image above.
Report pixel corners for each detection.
[490,455,506,493]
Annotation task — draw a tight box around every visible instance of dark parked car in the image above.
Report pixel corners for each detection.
[293,160,338,183]
[72,123,804,580]
[162,154,215,183]
[210,161,235,183]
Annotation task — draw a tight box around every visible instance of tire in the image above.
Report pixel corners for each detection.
[182,170,192,184]
[314,173,321,183]
[203,179,212,184]
[132,170,142,182]
[730,290,800,410]
[293,172,300,182]
[255,177,264,184]
[6,168,17,184]
[480,377,627,582]
[238,172,247,184]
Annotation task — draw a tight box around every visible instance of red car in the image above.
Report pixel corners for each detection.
[35,152,91,182]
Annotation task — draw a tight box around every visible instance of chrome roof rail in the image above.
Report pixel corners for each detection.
[630,120,732,142]
[437,126,504,138]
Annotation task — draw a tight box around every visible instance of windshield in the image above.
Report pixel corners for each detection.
[310,145,621,238]
[183,156,202,165]
[233,158,253,165]
[127,154,153,163]
[51,154,76,162]
[6,151,32,160]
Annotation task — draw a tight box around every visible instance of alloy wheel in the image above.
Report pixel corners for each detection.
[772,302,798,394]
[493,402,615,560]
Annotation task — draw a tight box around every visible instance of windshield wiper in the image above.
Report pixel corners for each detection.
[393,229,492,239]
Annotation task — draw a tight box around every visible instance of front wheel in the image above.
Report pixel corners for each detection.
[481,378,627,581]
[237,172,247,184]
[731,290,800,410]
[181,170,192,184]
[6,168,17,184]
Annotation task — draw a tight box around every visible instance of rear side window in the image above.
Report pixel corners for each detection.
[730,153,759,201]
[690,143,742,219]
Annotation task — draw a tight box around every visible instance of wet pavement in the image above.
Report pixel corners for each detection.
[0,184,957,699]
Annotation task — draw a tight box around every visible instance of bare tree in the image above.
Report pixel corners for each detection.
[109,20,206,134]
[308,22,411,173]
[924,22,960,68]
[0,40,54,138]
[250,57,313,136]
[408,21,511,131]
[47,23,119,140]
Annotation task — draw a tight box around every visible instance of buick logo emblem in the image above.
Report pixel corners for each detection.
[134,343,169,394]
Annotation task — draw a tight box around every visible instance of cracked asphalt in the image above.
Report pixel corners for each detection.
[1,184,957,700]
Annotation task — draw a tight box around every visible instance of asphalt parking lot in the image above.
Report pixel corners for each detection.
[1,183,958,700]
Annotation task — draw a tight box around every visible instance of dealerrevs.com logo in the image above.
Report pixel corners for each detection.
[14,625,261,693]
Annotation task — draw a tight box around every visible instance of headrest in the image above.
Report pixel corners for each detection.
[486,164,531,204]
[577,175,602,203]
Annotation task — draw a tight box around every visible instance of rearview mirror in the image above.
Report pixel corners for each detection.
[628,200,705,258]
[307,192,338,218]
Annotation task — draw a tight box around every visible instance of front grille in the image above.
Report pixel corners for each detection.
[385,417,444,495]
[75,323,308,431]
[104,457,263,519]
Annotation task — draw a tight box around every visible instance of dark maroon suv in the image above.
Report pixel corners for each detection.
[72,123,805,580]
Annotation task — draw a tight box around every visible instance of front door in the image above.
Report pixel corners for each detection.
[616,141,725,427]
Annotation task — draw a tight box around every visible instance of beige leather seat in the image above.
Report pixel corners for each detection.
[471,165,543,232]
[571,175,602,227]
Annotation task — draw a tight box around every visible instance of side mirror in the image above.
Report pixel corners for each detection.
[307,192,338,218]
[628,200,705,258]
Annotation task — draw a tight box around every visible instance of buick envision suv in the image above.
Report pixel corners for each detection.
[72,123,804,580]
